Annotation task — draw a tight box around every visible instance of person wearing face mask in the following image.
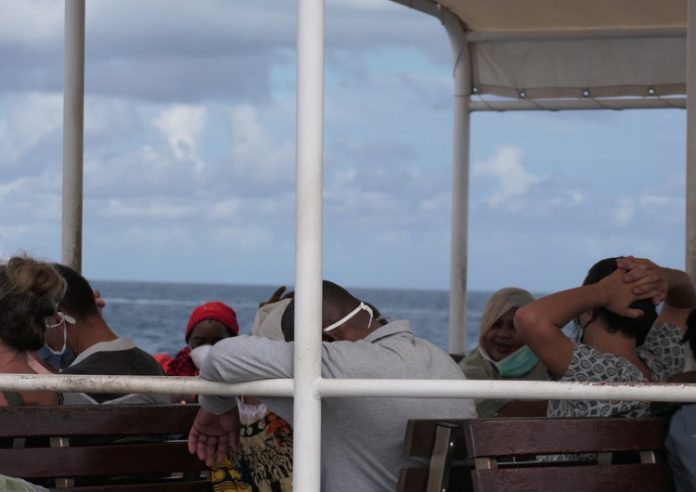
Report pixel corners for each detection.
[0,256,64,407]
[160,301,239,398]
[38,289,105,371]
[187,280,475,492]
[458,287,547,417]
[48,263,169,405]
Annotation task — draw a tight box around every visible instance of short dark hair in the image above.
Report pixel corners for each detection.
[0,257,64,350]
[281,280,372,342]
[53,264,99,319]
[583,257,657,344]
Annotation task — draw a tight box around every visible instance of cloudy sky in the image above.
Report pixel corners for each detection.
[0,0,687,292]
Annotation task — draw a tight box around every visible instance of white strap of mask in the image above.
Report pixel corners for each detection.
[323,301,373,333]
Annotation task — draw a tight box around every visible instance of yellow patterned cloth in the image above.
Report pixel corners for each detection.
[211,411,293,492]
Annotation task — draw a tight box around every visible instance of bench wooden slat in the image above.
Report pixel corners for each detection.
[400,417,674,492]
[403,419,468,458]
[0,404,200,437]
[50,484,213,492]
[472,463,674,492]
[0,405,212,491]
[0,442,207,478]
[464,418,669,456]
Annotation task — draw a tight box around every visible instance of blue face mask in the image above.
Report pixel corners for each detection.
[494,345,539,378]
[39,312,77,371]
[37,344,76,371]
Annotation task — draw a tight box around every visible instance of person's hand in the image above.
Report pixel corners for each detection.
[259,286,293,308]
[93,289,106,315]
[616,256,667,305]
[598,269,646,318]
[187,407,240,466]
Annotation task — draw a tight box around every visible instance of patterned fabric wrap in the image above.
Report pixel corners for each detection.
[547,322,685,418]
[212,411,293,492]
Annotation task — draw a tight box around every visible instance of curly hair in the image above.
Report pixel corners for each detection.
[0,256,65,351]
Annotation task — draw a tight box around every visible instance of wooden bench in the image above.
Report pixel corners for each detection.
[0,404,211,491]
[397,417,674,492]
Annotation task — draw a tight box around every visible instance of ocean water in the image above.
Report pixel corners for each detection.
[91,280,495,357]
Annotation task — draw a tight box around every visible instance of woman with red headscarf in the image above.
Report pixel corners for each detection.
[158,301,239,386]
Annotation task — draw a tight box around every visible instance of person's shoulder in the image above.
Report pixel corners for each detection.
[564,343,644,383]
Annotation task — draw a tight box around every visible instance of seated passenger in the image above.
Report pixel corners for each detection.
[49,264,169,405]
[159,301,239,403]
[188,280,476,492]
[459,287,547,417]
[0,256,63,406]
[515,256,695,418]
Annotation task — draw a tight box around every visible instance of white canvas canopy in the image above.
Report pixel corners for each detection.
[442,0,686,100]
[390,0,695,354]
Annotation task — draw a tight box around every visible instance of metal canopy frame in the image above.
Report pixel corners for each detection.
[391,0,696,355]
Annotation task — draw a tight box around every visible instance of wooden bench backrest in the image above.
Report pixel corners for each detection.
[463,417,669,456]
[464,417,674,492]
[0,405,210,491]
[398,417,674,492]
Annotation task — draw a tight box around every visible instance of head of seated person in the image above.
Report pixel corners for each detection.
[577,257,656,347]
[165,301,240,382]
[461,287,540,380]
[280,280,385,343]
[186,301,239,349]
[0,256,65,405]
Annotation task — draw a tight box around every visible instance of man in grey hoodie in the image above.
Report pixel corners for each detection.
[188,280,476,492]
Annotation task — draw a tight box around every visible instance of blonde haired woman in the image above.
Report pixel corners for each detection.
[459,287,547,417]
[0,256,64,406]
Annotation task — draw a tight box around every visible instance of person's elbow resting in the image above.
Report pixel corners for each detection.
[513,304,539,343]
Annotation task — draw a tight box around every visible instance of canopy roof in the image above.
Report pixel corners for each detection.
[428,0,687,100]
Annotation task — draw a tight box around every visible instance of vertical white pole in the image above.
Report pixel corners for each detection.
[688,0,696,279]
[444,19,471,355]
[62,0,86,272]
[294,0,325,490]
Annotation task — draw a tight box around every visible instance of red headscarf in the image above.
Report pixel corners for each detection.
[185,301,239,342]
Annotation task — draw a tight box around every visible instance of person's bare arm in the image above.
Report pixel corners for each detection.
[188,407,240,466]
[617,257,696,332]
[514,269,644,379]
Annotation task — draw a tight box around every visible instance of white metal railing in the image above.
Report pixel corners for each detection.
[3,374,696,404]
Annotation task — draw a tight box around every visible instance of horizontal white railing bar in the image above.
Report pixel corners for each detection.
[0,374,294,397]
[315,378,696,402]
[470,97,686,112]
[2,374,696,403]
[466,27,686,43]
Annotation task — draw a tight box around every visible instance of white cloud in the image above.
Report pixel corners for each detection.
[153,105,207,172]
[0,93,62,164]
[228,104,294,184]
[473,146,542,209]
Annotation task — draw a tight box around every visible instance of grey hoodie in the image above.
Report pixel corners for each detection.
[200,320,476,492]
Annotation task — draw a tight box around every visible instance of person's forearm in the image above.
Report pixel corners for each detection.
[517,282,607,333]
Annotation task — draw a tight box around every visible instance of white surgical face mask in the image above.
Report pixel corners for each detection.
[323,301,373,333]
[44,312,76,356]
